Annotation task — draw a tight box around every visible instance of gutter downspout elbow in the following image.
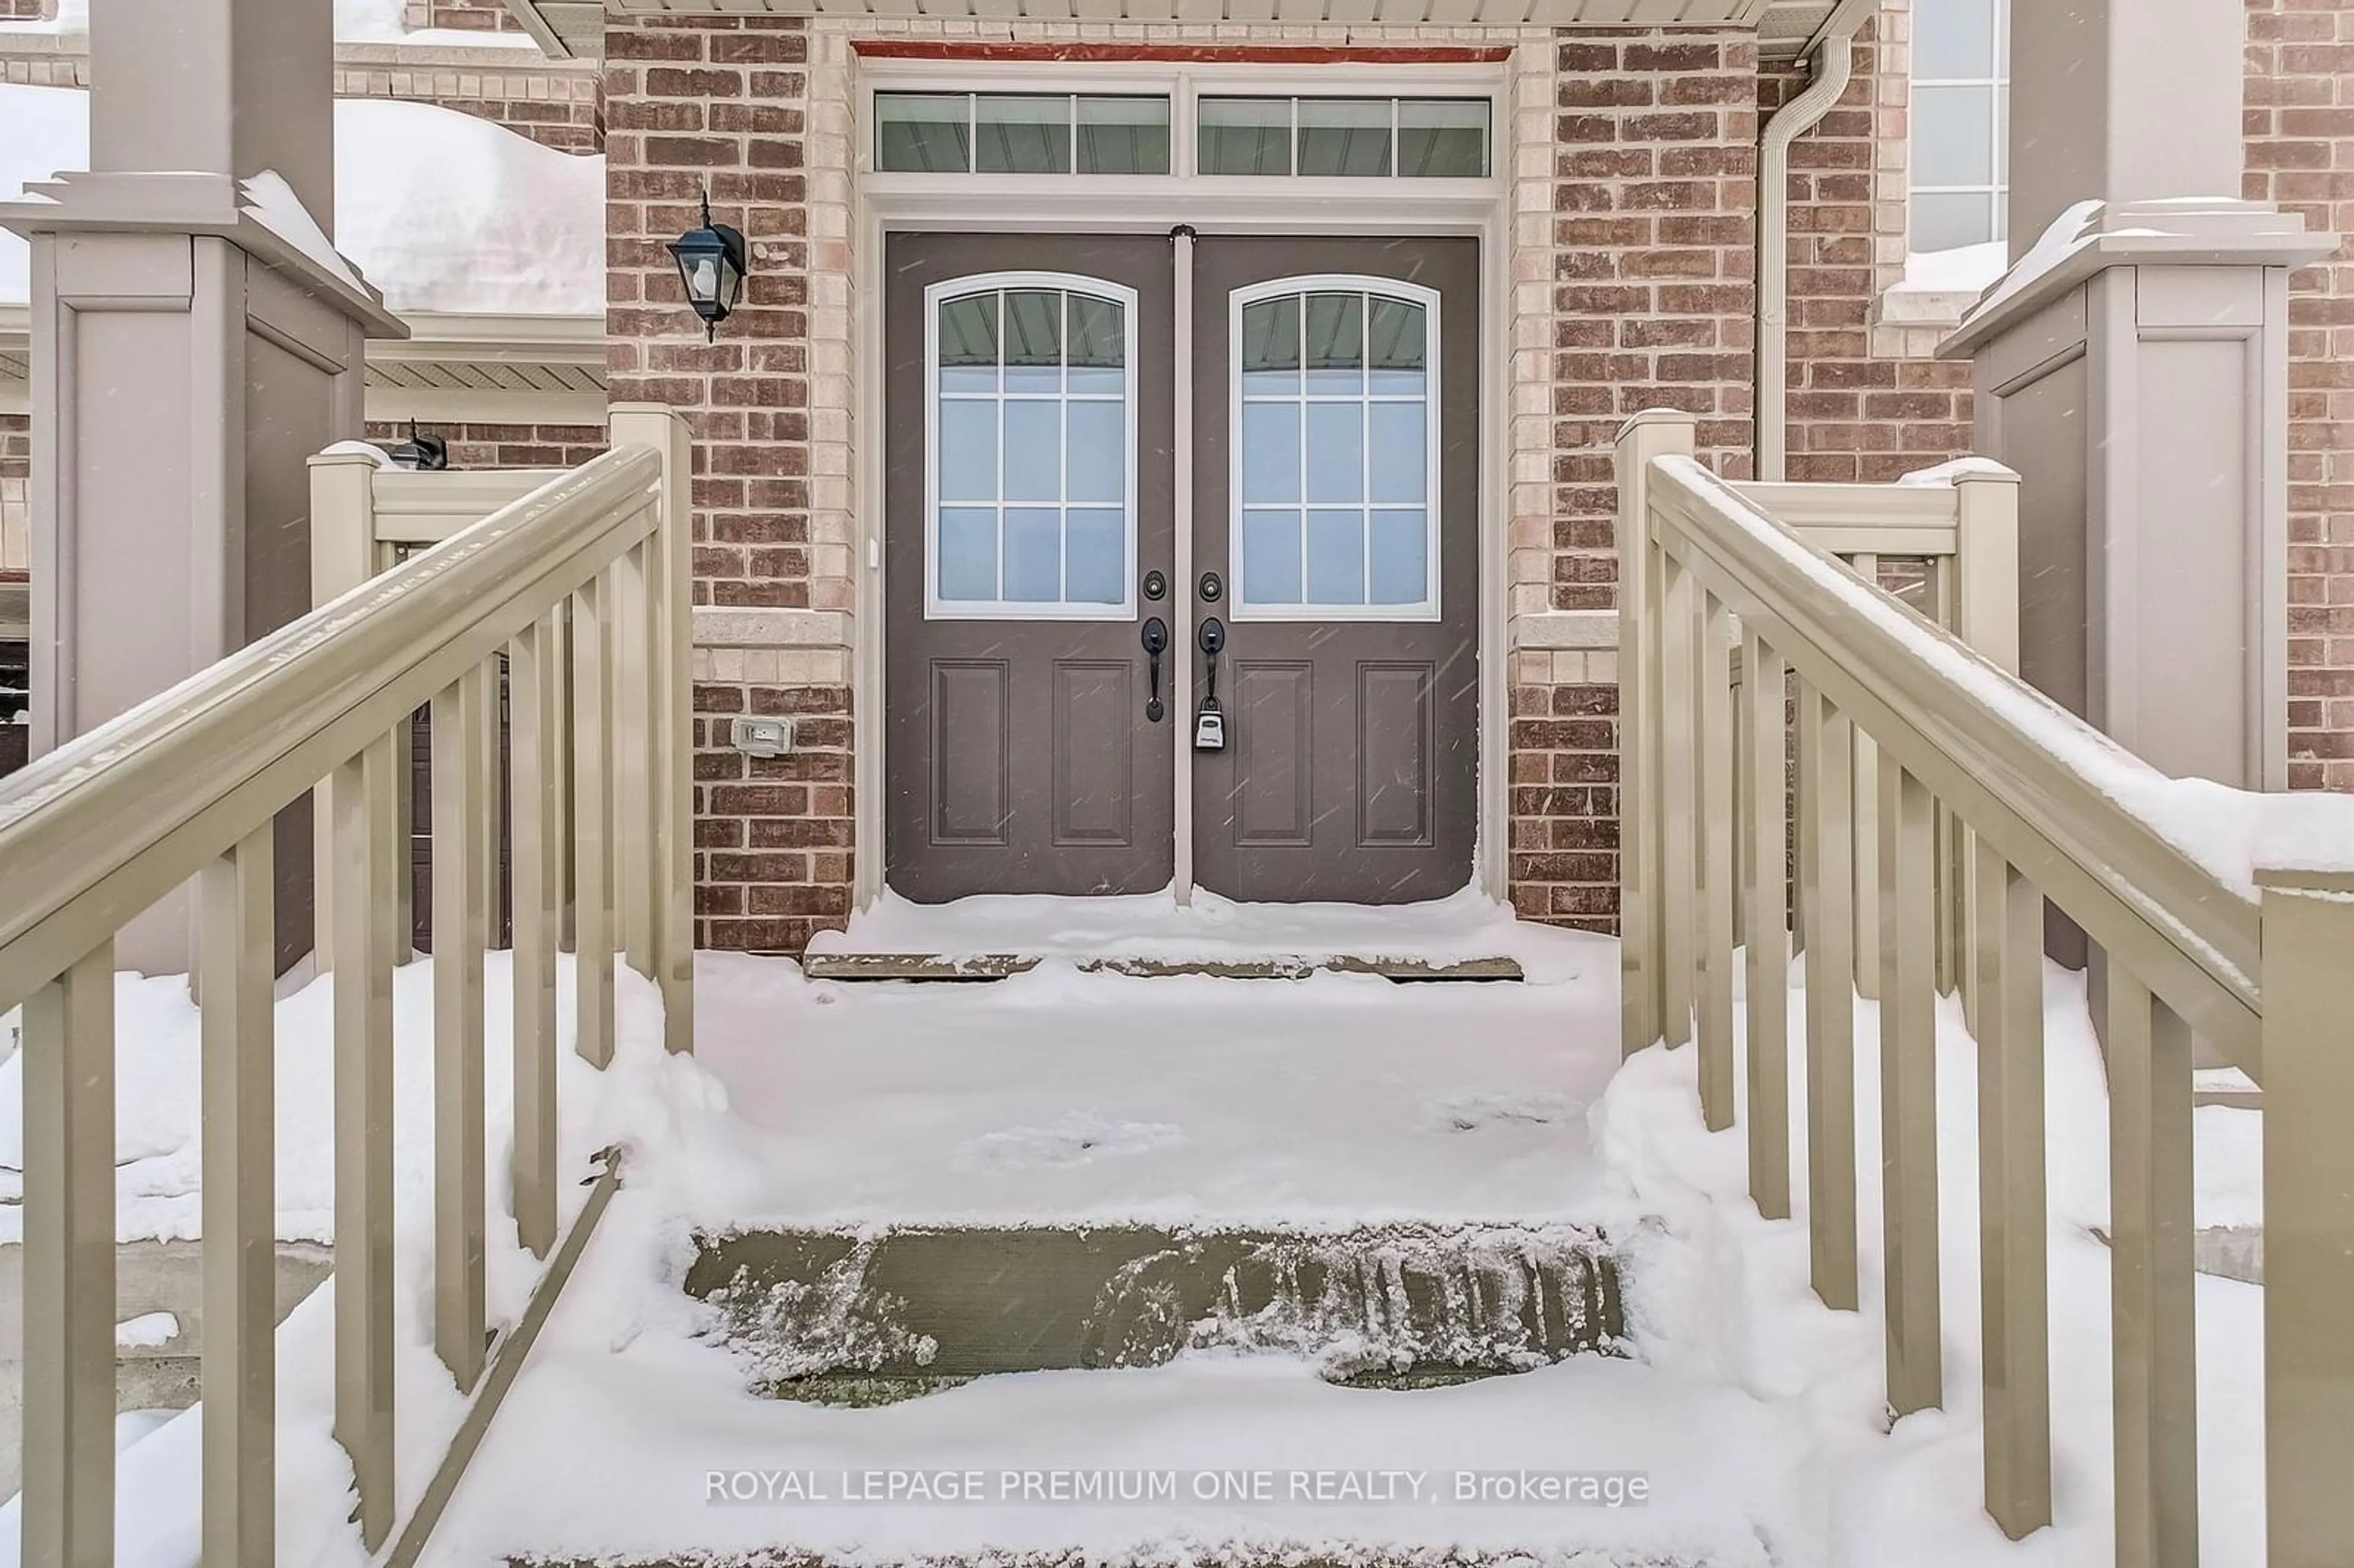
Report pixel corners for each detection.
[1758,6,1867,482]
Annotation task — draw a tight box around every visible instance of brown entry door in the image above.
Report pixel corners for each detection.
[1189,237,1480,904]
[885,234,1177,900]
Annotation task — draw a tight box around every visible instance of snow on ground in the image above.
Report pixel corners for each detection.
[813,883,1594,979]
[0,85,603,318]
[0,908,2272,1568]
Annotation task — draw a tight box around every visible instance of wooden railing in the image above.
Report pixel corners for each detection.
[0,404,694,1567]
[1617,409,2354,1567]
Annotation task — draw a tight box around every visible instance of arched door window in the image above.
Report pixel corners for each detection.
[1229,277,1440,621]
[926,273,1138,619]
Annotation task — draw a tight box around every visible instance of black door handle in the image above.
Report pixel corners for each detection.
[1141,617,1169,723]
[1194,617,1227,752]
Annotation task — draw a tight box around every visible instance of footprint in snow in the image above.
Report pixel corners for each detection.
[951,1111,1184,1172]
[1429,1091,1574,1133]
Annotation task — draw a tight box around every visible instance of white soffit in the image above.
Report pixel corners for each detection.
[515,0,1840,61]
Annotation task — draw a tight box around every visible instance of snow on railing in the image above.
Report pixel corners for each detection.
[0,405,695,1567]
[1616,409,2354,1568]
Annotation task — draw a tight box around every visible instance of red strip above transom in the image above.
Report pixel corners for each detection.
[850,41,1513,64]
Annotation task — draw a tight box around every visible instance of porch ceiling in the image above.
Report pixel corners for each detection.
[508,0,1842,62]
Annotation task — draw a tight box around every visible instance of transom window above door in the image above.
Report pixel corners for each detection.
[927,275,1138,620]
[870,91,1491,181]
[1231,278,1440,622]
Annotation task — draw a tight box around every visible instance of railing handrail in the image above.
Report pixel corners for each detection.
[0,446,661,1017]
[1647,453,2264,1069]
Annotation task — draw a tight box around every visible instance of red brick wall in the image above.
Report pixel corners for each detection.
[1509,27,1759,933]
[0,0,49,18]
[2246,0,2354,791]
[362,421,606,470]
[606,13,850,953]
[1769,19,1973,484]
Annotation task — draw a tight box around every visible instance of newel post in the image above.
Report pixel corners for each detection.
[308,451,383,976]
[1615,410,1697,1058]
[608,404,696,1054]
[2257,859,2354,1567]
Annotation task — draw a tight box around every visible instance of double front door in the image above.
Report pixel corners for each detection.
[884,230,1477,905]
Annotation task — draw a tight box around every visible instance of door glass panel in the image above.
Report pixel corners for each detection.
[1368,403,1425,503]
[1297,98,1392,177]
[938,293,999,392]
[1002,508,1062,601]
[1003,400,1062,501]
[1234,283,1435,617]
[1066,402,1124,502]
[1240,296,1301,395]
[1067,294,1126,394]
[1306,511,1366,604]
[930,280,1135,617]
[1241,403,1301,504]
[1002,291,1064,392]
[1241,510,1304,605]
[975,94,1071,174]
[1305,403,1364,503]
[1303,294,1365,394]
[938,509,999,601]
[1065,510,1127,603]
[1368,511,1428,605]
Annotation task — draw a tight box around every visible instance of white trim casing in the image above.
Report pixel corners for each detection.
[921,269,1142,622]
[1227,272,1443,623]
[850,54,1512,912]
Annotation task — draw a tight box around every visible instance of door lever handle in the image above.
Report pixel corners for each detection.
[1141,617,1169,723]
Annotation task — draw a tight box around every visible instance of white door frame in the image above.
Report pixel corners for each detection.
[851,59,1514,911]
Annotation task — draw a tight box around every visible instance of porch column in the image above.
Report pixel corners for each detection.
[0,0,406,973]
[1940,0,2331,792]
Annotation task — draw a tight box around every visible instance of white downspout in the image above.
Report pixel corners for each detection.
[1758,0,1873,482]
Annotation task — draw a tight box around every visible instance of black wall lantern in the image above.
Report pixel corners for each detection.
[669,191,748,341]
[388,420,449,471]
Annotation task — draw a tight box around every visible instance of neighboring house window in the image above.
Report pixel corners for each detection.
[1910,0,2008,251]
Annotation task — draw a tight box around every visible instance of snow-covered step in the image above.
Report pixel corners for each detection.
[688,1224,1623,1403]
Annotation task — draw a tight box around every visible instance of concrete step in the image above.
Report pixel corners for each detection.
[686,1224,1623,1404]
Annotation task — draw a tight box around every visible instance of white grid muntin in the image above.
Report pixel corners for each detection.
[876,91,1176,175]
[1195,94,1491,180]
[1909,0,2010,251]
[1227,273,1443,625]
[923,270,1142,622]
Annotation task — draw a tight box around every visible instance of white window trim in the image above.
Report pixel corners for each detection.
[923,270,1141,622]
[1227,273,1443,625]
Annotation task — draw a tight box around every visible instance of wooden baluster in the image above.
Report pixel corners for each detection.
[555,599,576,954]
[1659,552,1699,1050]
[2255,864,2354,1565]
[1954,470,2019,1037]
[2108,971,2197,1568]
[1743,633,1791,1220]
[1797,679,1858,1310]
[1976,844,2051,1536]
[1880,761,1941,1414]
[1612,411,1695,1057]
[21,942,116,1568]
[1849,551,1880,1003]
[431,666,489,1390]
[1696,587,1735,1129]
[333,732,399,1550]
[611,539,653,979]
[573,572,615,1068]
[510,615,562,1258]
[202,831,276,1567]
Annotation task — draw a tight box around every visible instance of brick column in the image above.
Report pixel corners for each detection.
[1507,27,1758,932]
[606,13,855,953]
